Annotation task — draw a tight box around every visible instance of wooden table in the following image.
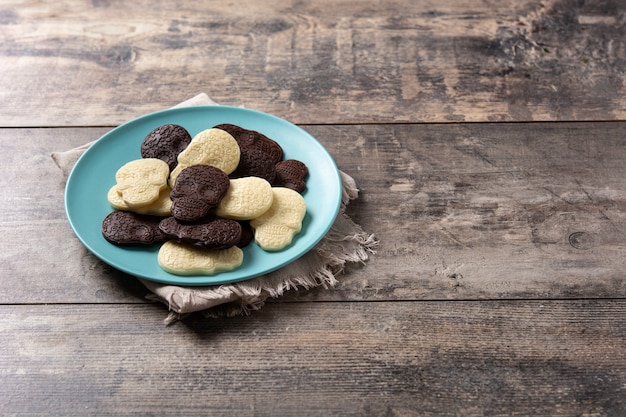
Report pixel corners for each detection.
[2,1,625,415]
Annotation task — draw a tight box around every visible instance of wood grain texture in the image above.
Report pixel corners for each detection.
[316,121,626,302]
[0,127,149,303]
[0,122,624,304]
[1,0,625,126]
[1,301,625,416]
[3,1,625,415]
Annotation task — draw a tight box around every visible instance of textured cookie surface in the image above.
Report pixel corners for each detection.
[170,165,230,222]
[169,128,240,185]
[159,217,242,249]
[215,177,274,220]
[214,123,283,163]
[115,158,170,208]
[230,146,277,183]
[107,185,172,216]
[250,187,307,251]
[102,211,168,246]
[273,159,308,193]
[236,221,254,248]
[215,123,283,182]
[157,241,244,276]
[140,124,192,171]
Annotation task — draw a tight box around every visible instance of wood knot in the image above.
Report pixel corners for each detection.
[98,45,136,68]
[568,232,594,250]
[448,273,463,291]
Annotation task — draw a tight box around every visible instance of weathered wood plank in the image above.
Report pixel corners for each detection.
[1,301,625,416]
[0,122,624,304]
[1,127,149,303]
[321,121,626,302]
[1,0,624,126]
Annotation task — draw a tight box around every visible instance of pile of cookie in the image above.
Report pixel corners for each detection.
[101,123,308,276]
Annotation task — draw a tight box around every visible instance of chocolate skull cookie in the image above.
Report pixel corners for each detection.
[236,221,254,248]
[214,123,283,181]
[170,165,230,222]
[230,146,277,183]
[102,211,168,246]
[141,124,192,171]
[159,216,243,249]
[273,159,308,193]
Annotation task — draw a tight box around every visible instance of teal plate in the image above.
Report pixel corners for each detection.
[65,106,342,286]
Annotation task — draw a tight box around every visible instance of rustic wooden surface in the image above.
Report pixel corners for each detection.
[1,1,625,416]
[1,0,625,126]
[3,301,626,416]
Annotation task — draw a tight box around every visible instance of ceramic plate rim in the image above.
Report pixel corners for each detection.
[65,106,342,286]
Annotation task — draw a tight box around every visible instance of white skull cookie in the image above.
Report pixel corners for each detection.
[250,187,306,251]
[157,241,244,276]
[215,177,274,221]
[114,158,170,208]
[169,128,240,186]
[107,184,172,216]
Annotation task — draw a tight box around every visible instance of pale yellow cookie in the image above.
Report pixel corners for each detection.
[169,128,240,186]
[215,177,273,220]
[107,184,172,216]
[250,187,307,251]
[157,241,244,276]
[115,158,170,208]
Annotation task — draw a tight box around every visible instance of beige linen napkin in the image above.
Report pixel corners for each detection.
[52,93,377,324]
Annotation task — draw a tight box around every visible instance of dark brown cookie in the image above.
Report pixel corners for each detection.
[140,124,192,171]
[214,123,283,180]
[214,124,283,163]
[102,211,168,246]
[229,147,276,183]
[170,165,230,222]
[236,221,254,248]
[159,217,242,249]
[273,159,308,193]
